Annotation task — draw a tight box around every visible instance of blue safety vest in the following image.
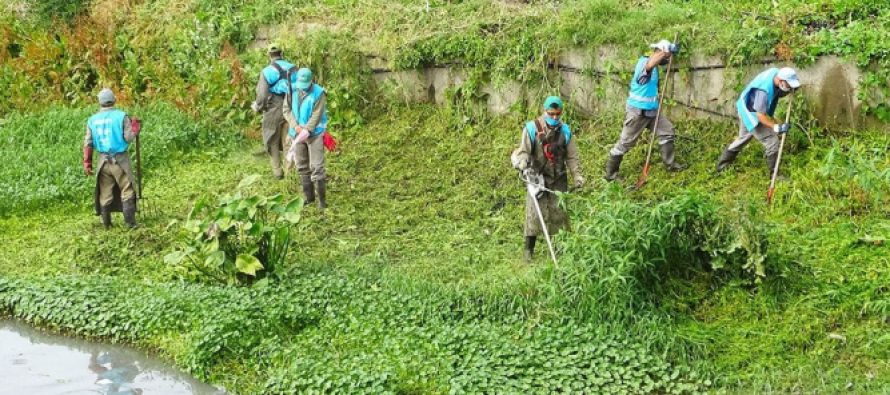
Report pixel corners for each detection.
[626,56,659,111]
[525,120,571,145]
[262,59,296,96]
[737,68,779,132]
[288,84,329,138]
[88,109,128,154]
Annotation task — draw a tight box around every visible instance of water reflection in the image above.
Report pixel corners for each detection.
[0,320,225,395]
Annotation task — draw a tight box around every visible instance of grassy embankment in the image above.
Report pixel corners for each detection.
[1,0,889,393]
[1,103,887,393]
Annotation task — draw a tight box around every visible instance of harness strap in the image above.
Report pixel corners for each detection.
[285,66,300,106]
[533,119,557,163]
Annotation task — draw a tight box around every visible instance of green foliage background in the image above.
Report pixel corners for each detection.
[0,0,888,394]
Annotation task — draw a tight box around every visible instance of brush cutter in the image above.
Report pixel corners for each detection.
[520,169,558,266]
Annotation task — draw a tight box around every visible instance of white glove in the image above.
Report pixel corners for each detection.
[511,148,526,170]
[295,128,310,144]
[285,136,299,165]
[250,102,262,113]
[521,168,537,179]
[773,123,790,134]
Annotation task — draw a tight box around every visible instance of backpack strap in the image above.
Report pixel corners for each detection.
[269,61,286,84]
[285,65,299,105]
[533,119,546,148]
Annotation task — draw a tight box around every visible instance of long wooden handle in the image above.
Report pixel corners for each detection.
[135,134,143,199]
[767,95,794,204]
[636,33,679,188]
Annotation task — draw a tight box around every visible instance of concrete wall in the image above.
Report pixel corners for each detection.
[372,49,867,129]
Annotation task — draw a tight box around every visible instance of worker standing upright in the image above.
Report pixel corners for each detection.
[83,88,140,229]
[511,96,584,262]
[251,44,296,180]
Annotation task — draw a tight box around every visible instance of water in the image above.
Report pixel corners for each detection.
[0,320,226,395]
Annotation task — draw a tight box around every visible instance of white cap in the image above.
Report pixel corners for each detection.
[777,67,801,88]
[649,39,674,52]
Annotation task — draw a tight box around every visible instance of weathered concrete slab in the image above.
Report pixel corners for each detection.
[370,48,867,128]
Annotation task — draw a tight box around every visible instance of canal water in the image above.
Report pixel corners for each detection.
[0,320,226,395]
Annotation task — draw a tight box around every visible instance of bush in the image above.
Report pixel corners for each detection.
[554,189,769,321]
[164,175,303,285]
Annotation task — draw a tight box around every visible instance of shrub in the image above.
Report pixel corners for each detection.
[164,175,303,285]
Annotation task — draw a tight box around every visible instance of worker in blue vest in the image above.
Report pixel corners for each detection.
[716,67,799,175]
[511,96,584,262]
[604,39,685,181]
[251,43,296,179]
[283,68,330,210]
[82,88,140,229]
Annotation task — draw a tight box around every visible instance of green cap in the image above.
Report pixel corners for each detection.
[295,68,313,90]
[267,43,282,54]
[543,96,563,110]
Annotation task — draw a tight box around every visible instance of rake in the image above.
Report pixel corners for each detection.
[132,118,162,221]
[767,94,795,206]
[635,33,679,190]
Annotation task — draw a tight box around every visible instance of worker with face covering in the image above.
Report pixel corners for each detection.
[511,96,584,262]
[604,39,685,181]
[283,68,330,210]
[716,67,800,176]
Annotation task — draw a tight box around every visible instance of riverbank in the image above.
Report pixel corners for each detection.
[1,103,888,393]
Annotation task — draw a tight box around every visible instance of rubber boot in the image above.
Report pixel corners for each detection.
[766,153,786,181]
[301,175,315,206]
[660,141,686,172]
[100,205,112,229]
[604,154,623,181]
[715,149,739,173]
[270,147,283,180]
[122,198,138,228]
[316,179,327,210]
[523,236,536,263]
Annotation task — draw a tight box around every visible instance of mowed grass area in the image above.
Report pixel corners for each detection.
[2,0,889,393]
[1,103,888,393]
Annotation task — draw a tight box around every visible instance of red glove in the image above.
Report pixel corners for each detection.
[83,146,93,176]
[130,117,142,136]
[322,131,338,152]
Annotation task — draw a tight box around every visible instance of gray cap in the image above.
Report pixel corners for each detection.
[97,88,115,106]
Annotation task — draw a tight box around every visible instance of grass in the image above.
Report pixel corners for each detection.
[1,101,888,393]
[1,0,889,392]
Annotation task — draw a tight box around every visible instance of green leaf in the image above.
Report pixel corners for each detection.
[163,250,187,265]
[205,250,226,268]
[200,237,220,255]
[280,198,303,224]
[237,174,261,190]
[235,254,264,276]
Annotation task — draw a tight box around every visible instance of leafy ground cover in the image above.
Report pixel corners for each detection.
[0,0,888,393]
[1,103,887,393]
[0,102,237,215]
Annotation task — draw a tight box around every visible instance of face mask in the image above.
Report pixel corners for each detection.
[544,116,560,126]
